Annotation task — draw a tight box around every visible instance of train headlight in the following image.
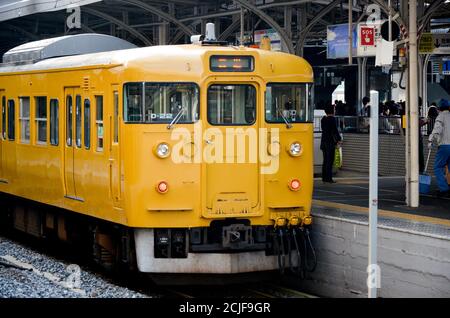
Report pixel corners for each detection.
[288,142,302,157]
[155,142,171,158]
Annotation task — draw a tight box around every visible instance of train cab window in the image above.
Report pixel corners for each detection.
[84,99,90,149]
[75,95,82,148]
[7,100,14,140]
[50,99,59,146]
[124,83,199,124]
[2,96,5,139]
[207,84,256,125]
[19,97,30,143]
[265,83,314,124]
[95,95,104,151]
[123,83,142,122]
[35,97,47,144]
[66,95,72,146]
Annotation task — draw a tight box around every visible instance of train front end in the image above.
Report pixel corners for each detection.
[121,45,315,274]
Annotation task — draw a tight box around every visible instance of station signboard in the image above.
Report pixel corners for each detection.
[327,22,388,59]
[326,23,357,59]
[356,21,385,57]
[442,59,450,75]
[419,33,450,54]
[360,26,375,46]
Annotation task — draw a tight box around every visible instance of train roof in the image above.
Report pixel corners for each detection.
[0,36,312,80]
[2,33,136,65]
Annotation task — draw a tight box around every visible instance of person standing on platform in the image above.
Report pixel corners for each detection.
[361,96,371,117]
[428,100,450,197]
[427,102,439,135]
[321,105,342,183]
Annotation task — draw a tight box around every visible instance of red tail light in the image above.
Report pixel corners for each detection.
[156,181,169,194]
[289,179,301,191]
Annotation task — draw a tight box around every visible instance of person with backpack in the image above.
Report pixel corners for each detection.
[428,100,450,198]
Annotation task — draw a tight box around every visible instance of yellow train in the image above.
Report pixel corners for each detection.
[0,31,315,275]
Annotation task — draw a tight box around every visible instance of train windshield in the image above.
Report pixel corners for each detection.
[265,83,313,123]
[207,84,256,125]
[124,82,199,123]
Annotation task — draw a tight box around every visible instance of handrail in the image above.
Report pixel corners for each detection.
[314,115,436,136]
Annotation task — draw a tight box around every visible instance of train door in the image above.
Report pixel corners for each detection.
[73,93,85,200]
[109,85,122,208]
[64,87,81,200]
[0,91,4,182]
[202,80,261,218]
[0,89,6,182]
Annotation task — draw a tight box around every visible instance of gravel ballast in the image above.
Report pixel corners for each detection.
[0,236,150,298]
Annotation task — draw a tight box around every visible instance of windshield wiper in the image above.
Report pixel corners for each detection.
[167,106,186,130]
[276,98,292,129]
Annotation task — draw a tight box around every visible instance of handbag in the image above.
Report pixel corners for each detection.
[333,147,343,169]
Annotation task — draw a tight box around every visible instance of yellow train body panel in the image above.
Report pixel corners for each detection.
[0,44,313,230]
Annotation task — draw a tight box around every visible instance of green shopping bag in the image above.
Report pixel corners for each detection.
[333,147,342,168]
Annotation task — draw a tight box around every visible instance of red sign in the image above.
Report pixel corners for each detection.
[360,27,375,46]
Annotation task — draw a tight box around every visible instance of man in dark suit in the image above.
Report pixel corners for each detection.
[321,105,342,183]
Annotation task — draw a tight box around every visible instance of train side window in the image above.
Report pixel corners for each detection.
[113,91,119,143]
[35,96,47,144]
[75,95,82,148]
[2,96,6,140]
[19,97,30,144]
[84,99,90,150]
[66,95,72,146]
[50,99,59,146]
[95,95,103,151]
[7,100,14,140]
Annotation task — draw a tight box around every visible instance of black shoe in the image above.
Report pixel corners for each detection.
[323,180,337,184]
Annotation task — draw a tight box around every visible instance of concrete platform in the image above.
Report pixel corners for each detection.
[314,173,450,220]
[290,174,450,298]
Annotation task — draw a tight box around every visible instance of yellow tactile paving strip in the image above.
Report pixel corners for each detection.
[313,199,450,228]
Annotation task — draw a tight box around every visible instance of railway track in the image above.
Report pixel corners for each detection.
[0,229,316,299]
[162,283,317,299]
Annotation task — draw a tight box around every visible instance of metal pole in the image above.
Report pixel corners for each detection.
[423,54,431,114]
[348,0,353,64]
[358,58,362,110]
[388,0,392,41]
[409,0,419,207]
[368,90,379,298]
[405,73,411,206]
[240,6,245,45]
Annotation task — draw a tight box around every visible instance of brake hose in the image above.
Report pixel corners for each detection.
[287,230,294,274]
[304,228,317,272]
[292,228,304,278]
[278,228,286,274]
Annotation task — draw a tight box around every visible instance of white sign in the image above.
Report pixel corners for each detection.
[357,21,383,57]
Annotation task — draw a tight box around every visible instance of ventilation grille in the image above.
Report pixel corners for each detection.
[83,76,90,91]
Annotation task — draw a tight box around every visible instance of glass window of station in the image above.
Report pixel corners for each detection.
[123,83,199,123]
[265,83,314,123]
